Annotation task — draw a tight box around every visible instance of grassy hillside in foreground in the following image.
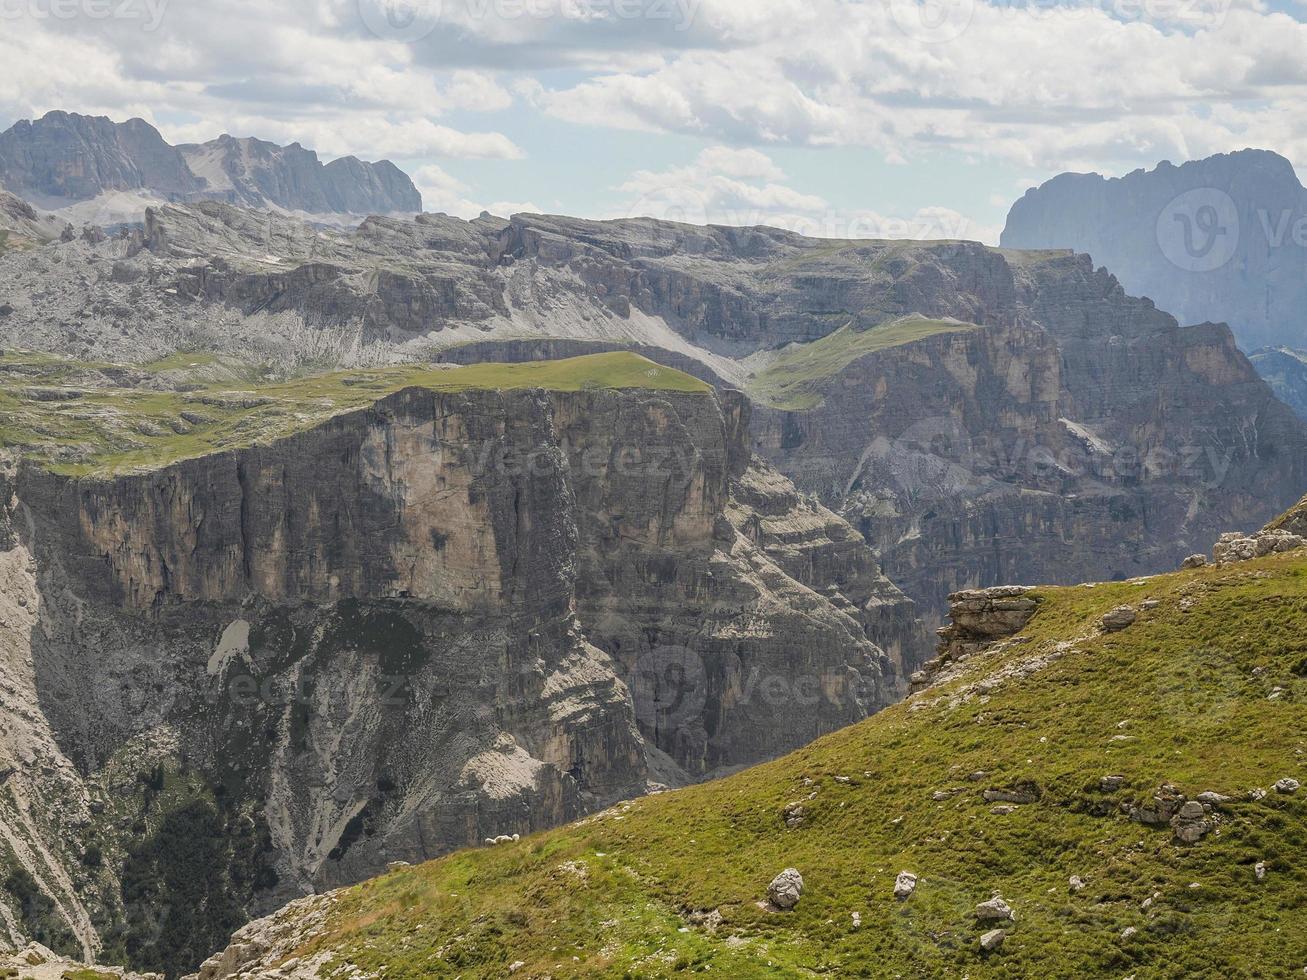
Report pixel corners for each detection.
[269,552,1307,979]
[748,315,981,409]
[0,350,710,477]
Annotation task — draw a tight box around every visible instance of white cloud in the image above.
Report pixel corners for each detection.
[531,0,1307,175]
[7,0,1307,221]
[0,0,521,165]
[413,164,542,217]
[612,146,1000,242]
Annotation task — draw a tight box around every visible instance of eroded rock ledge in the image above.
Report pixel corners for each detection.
[911,586,1042,692]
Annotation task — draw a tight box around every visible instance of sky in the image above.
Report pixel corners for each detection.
[5,0,1307,243]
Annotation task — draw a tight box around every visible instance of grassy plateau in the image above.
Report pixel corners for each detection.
[0,350,710,477]
[748,315,980,410]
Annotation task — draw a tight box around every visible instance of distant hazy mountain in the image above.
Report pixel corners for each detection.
[0,110,421,224]
[1250,346,1307,420]
[0,189,68,248]
[1001,149,1307,352]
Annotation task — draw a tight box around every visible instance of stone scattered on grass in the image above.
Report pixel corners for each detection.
[1069,876,1087,893]
[1100,606,1137,632]
[1122,927,1138,940]
[767,868,804,910]
[1274,778,1300,795]
[975,896,1015,922]
[1256,862,1268,881]
[1170,801,1212,844]
[1100,774,1126,792]
[1182,554,1208,569]
[980,928,1007,952]
[1196,791,1230,805]
[894,871,918,900]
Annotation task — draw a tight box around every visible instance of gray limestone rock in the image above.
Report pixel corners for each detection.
[767,868,804,910]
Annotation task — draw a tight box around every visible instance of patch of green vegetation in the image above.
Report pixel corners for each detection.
[61,969,117,980]
[96,763,276,978]
[748,315,981,409]
[288,552,1307,978]
[995,247,1078,267]
[2,866,79,957]
[0,351,711,477]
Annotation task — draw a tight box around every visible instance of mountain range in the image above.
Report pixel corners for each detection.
[1,116,1306,977]
[0,111,421,227]
[1001,148,1307,355]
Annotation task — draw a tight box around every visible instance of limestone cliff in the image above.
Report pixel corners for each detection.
[0,369,922,974]
[3,205,1302,623]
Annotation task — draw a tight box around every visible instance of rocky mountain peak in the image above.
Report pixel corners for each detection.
[0,110,421,222]
[1001,148,1307,351]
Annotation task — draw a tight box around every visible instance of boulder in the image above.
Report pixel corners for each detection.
[975,896,1015,922]
[767,868,804,910]
[894,871,918,900]
[1255,529,1305,556]
[1170,800,1212,844]
[979,928,1007,952]
[1214,533,1258,563]
[1128,783,1186,826]
[1100,606,1137,632]
[1181,554,1208,569]
[1274,778,1300,795]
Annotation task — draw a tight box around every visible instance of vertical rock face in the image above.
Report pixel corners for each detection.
[176,135,422,215]
[0,382,922,973]
[0,111,201,203]
[1249,347,1307,421]
[750,251,1307,622]
[5,206,1304,628]
[1000,149,1307,352]
[0,112,421,218]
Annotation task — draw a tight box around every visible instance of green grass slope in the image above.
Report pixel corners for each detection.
[0,350,710,477]
[748,315,980,409]
[279,552,1307,979]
